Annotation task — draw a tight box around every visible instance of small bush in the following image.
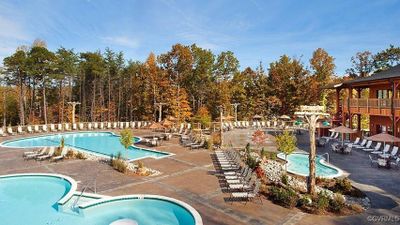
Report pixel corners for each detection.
[204,138,212,150]
[75,152,86,159]
[65,150,74,158]
[111,158,127,173]
[137,160,144,169]
[297,195,312,207]
[349,203,364,213]
[246,155,260,169]
[54,147,62,157]
[255,166,265,178]
[313,191,330,214]
[281,174,289,185]
[269,186,298,208]
[329,194,346,213]
[333,178,352,194]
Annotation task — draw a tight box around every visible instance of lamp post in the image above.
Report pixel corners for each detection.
[231,103,240,122]
[295,105,329,195]
[67,102,80,124]
[218,105,224,147]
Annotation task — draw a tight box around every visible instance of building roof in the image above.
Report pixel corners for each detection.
[344,64,400,85]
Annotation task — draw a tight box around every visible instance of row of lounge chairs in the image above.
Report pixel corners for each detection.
[180,136,206,149]
[222,120,301,131]
[213,150,262,203]
[0,121,153,136]
[22,146,69,162]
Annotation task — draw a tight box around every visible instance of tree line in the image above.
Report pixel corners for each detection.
[1,39,399,126]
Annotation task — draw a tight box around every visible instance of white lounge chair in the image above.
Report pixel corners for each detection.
[72,123,77,130]
[65,123,71,131]
[7,127,15,135]
[0,128,5,137]
[125,122,129,128]
[352,137,360,146]
[107,122,112,129]
[390,158,400,169]
[230,181,261,203]
[99,122,104,129]
[51,147,69,162]
[34,125,41,133]
[57,124,63,131]
[371,144,390,155]
[50,124,56,132]
[36,147,56,161]
[137,122,141,129]
[79,123,84,130]
[343,144,352,154]
[17,126,24,134]
[42,125,48,132]
[354,139,367,149]
[119,122,124,129]
[24,147,48,160]
[369,155,379,167]
[93,122,98,129]
[382,146,398,159]
[363,142,381,152]
[27,125,33,133]
[112,122,118,129]
[87,123,92,130]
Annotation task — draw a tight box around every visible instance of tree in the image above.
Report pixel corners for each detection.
[346,51,374,78]
[373,45,400,72]
[310,48,335,83]
[192,106,211,128]
[275,130,296,172]
[119,128,133,159]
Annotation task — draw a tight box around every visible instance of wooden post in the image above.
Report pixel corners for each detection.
[307,114,318,195]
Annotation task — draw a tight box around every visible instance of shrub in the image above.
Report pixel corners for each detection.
[246,155,260,169]
[269,186,298,208]
[297,194,312,207]
[349,203,364,213]
[111,158,127,173]
[137,160,144,169]
[204,138,212,150]
[333,178,352,194]
[54,147,62,157]
[329,194,346,213]
[313,191,330,214]
[210,132,221,146]
[75,152,86,159]
[65,150,74,158]
[255,166,265,178]
[281,174,289,185]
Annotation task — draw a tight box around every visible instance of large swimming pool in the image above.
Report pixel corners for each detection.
[277,153,343,178]
[0,132,170,161]
[0,174,202,225]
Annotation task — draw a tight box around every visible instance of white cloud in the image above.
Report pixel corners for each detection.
[101,36,139,49]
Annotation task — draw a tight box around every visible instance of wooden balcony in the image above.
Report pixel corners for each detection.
[343,98,400,117]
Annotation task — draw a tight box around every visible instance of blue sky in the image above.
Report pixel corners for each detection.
[0,0,399,75]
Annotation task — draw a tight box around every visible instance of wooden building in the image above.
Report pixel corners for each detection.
[333,65,400,137]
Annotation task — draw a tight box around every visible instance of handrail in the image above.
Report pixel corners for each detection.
[320,152,330,163]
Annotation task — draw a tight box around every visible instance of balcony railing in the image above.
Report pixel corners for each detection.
[345,98,395,108]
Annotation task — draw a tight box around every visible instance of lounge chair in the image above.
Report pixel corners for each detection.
[87,123,92,130]
[79,123,84,130]
[390,158,400,169]
[72,123,77,130]
[93,122,98,129]
[100,122,104,129]
[191,139,205,149]
[42,125,48,132]
[17,126,24,134]
[343,144,352,154]
[137,122,141,129]
[352,137,360,146]
[65,123,71,131]
[371,144,390,155]
[107,122,112,129]
[0,128,5,137]
[36,147,56,161]
[51,147,69,162]
[7,127,15,136]
[230,180,262,204]
[112,122,118,129]
[369,155,379,167]
[23,147,46,157]
[57,124,63,131]
[34,125,41,133]
[24,147,48,160]
[50,124,56,132]
[27,125,33,133]
[354,139,367,149]
[363,142,381,152]
[382,146,399,159]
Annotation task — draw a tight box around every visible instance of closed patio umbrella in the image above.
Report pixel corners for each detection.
[329,126,356,145]
[279,115,291,120]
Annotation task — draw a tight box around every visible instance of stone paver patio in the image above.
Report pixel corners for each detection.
[0,129,399,225]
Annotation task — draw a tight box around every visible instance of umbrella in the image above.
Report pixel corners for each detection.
[329,126,356,145]
[166,115,178,121]
[366,132,400,157]
[279,115,291,120]
[224,115,235,120]
[253,114,263,120]
[161,119,174,127]
[147,122,166,130]
[322,121,330,126]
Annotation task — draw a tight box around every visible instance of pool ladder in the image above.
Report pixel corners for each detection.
[71,175,98,211]
[320,153,330,163]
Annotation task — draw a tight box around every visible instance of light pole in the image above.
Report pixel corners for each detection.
[67,102,81,124]
[231,103,240,122]
[217,105,224,147]
[155,102,167,122]
[295,105,329,195]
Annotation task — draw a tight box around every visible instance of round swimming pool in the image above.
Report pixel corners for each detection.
[277,153,343,178]
[0,174,202,225]
[0,132,171,161]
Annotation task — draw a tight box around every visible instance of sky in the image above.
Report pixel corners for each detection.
[0,0,399,75]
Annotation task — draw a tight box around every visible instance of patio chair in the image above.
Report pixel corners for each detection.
[87,123,92,130]
[390,158,400,169]
[352,137,360,145]
[363,142,381,152]
[137,122,141,129]
[119,122,124,129]
[23,147,45,157]
[42,125,48,132]
[34,125,41,133]
[369,155,379,167]
[7,127,15,136]
[93,122,98,129]
[371,144,390,155]
[79,123,84,130]
[36,146,56,161]
[51,147,70,162]
[72,123,77,130]
[343,144,352,154]
[331,143,340,152]
[17,126,24,134]
[360,140,372,151]
[24,147,48,160]
[112,122,118,129]
[354,139,367,149]
[107,122,112,129]
[191,139,205,149]
[57,123,63,131]
[27,125,33,133]
[65,123,71,131]
[0,128,5,137]
[50,124,56,132]
[100,122,104,129]
[383,146,399,159]
[230,180,262,204]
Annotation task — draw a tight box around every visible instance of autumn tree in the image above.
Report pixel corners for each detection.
[373,45,400,72]
[346,51,374,78]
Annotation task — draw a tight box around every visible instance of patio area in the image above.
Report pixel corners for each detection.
[0,129,399,224]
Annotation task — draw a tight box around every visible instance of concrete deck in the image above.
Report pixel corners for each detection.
[0,129,399,225]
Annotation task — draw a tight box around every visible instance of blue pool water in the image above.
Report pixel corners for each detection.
[1,132,170,161]
[278,153,342,178]
[0,175,196,225]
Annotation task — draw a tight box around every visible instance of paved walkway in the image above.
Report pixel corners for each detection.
[0,129,399,224]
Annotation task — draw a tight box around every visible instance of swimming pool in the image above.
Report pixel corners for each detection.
[0,132,171,161]
[0,173,202,225]
[277,153,343,178]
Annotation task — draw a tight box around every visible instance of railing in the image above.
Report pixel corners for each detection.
[347,98,393,108]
